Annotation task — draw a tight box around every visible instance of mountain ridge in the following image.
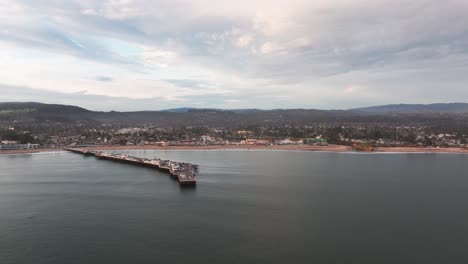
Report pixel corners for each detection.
[350,103,468,113]
[3,102,468,114]
[1,102,468,128]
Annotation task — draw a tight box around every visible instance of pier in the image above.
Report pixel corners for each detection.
[66,148,198,185]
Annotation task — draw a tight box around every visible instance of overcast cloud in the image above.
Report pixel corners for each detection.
[0,0,467,110]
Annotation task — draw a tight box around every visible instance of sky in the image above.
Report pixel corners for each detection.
[0,0,467,111]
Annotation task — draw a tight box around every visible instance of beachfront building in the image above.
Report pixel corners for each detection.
[304,138,328,146]
[0,143,40,150]
[274,138,302,145]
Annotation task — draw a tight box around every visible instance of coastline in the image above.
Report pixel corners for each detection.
[0,149,63,155]
[2,145,468,155]
[82,144,468,153]
[80,144,353,152]
[373,146,468,154]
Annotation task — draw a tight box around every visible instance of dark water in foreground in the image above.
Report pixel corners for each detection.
[1,150,468,263]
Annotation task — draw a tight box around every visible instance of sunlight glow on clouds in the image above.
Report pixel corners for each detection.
[0,0,467,110]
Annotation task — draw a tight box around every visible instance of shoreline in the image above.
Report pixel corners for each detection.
[80,144,353,152]
[81,144,468,153]
[2,145,468,155]
[373,146,468,153]
[0,149,63,155]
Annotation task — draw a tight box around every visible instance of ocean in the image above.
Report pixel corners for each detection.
[1,150,468,263]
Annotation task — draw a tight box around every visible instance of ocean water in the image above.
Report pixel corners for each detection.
[1,150,468,263]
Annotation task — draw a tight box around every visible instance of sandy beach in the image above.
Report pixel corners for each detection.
[79,144,353,152]
[2,145,468,155]
[67,144,468,154]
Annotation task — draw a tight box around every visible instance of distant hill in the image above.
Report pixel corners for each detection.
[0,102,94,123]
[0,102,91,114]
[162,107,262,113]
[351,103,468,114]
[2,102,468,128]
[0,102,354,126]
[162,107,195,113]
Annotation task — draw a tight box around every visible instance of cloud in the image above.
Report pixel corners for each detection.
[164,79,217,90]
[74,90,89,95]
[224,99,241,104]
[259,42,282,54]
[233,35,254,48]
[0,0,467,110]
[95,76,113,82]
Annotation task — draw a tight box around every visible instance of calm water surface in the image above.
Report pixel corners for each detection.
[1,150,468,263]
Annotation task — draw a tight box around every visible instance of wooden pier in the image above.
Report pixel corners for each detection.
[66,148,198,185]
